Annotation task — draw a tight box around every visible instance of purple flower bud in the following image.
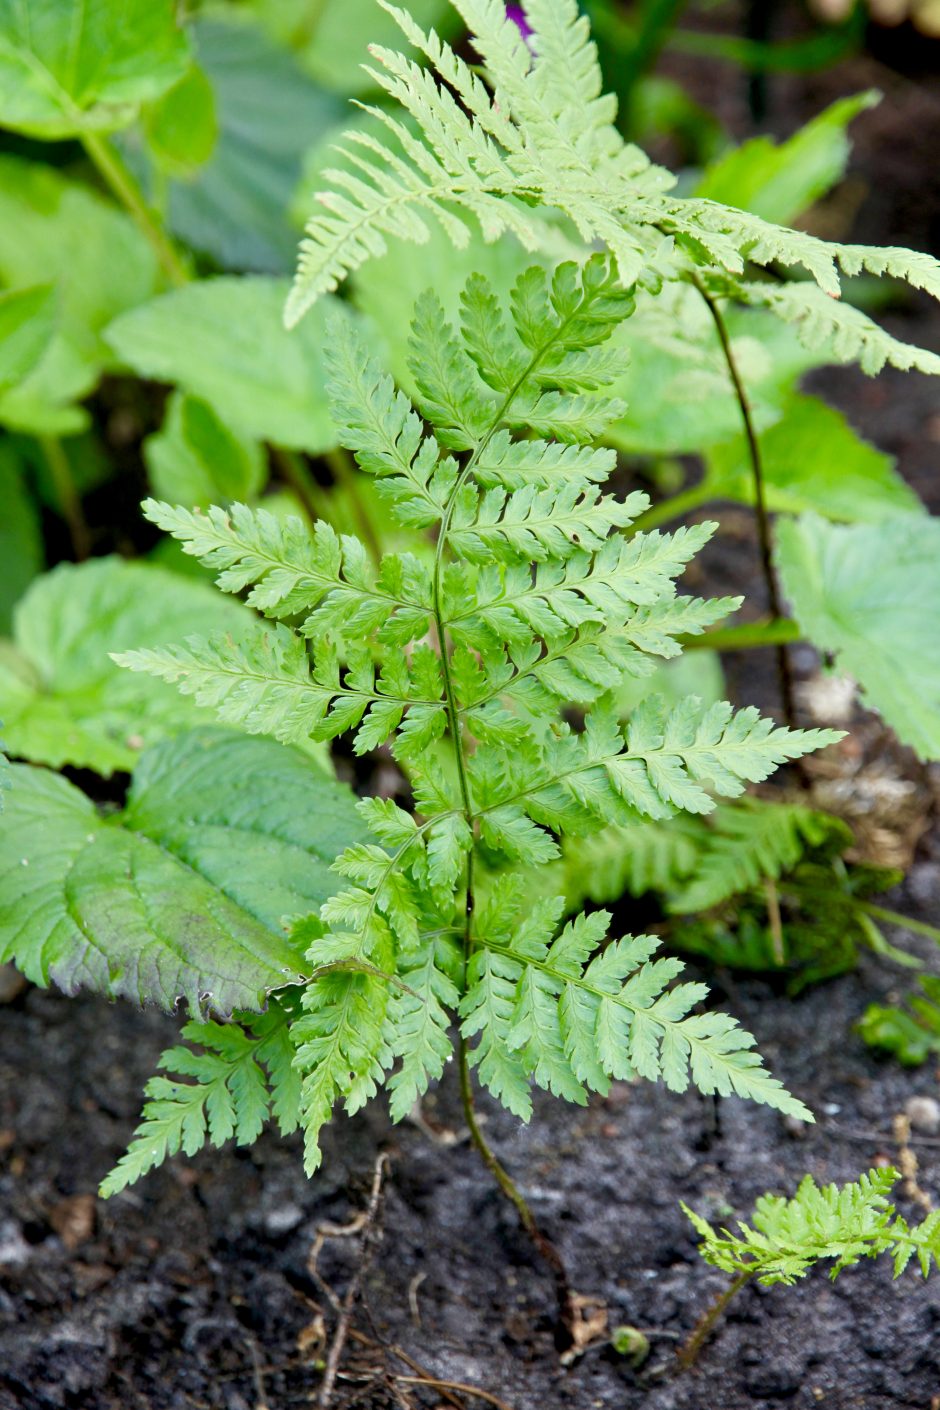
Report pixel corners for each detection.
[506,5,533,41]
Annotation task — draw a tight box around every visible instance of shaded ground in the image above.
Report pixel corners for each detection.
[4,7,940,1409]
[3,936,940,1410]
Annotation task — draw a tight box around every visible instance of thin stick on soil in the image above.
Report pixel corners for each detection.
[676,1268,754,1371]
[396,1375,516,1410]
[313,1153,390,1409]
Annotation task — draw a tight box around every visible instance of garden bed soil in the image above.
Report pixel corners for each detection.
[3,934,940,1410]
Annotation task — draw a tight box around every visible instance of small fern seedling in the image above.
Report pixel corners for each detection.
[110,256,838,1306]
[680,1168,940,1369]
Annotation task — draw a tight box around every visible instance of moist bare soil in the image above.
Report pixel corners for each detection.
[3,945,940,1410]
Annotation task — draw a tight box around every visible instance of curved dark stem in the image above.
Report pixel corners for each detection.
[693,277,798,730]
[457,1030,575,1343]
[676,1268,754,1371]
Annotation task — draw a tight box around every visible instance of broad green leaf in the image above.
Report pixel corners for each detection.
[153,18,343,273]
[0,442,42,632]
[776,513,940,760]
[0,156,161,428]
[142,63,218,176]
[703,393,922,523]
[123,728,364,932]
[0,338,93,436]
[0,557,263,775]
[0,0,190,138]
[696,92,878,226]
[145,391,266,507]
[0,284,56,391]
[106,277,347,453]
[0,728,365,1011]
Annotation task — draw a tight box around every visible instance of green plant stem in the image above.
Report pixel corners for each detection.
[682,616,801,653]
[39,435,90,561]
[860,904,940,947]
[676,1268,755,1371]
[692,275,798,729]
[325,447,382,566]
[629,480,714,533]
[81,132,188,287]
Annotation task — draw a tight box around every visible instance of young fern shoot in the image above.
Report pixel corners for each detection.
[111,256,836,1205]
[680,1168,940,1368]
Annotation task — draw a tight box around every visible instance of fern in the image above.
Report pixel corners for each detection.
[680,1168,940,1365]
[101,996,302,1197]
[110,254,840,1186]
[668,799,847,913]
[286,0,940,383]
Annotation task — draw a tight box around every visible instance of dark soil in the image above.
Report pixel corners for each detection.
[5,7,940,1409]
[4,938,940,1410]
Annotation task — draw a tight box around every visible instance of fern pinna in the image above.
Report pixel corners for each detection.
[107,254,837,1194]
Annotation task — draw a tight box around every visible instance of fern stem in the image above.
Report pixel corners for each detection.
[692,276,798,729]
[456,1030,574,1333]
[427,313,594,1340]
[39,435,90,561]
[676,1267,755,1371]
[81,133,188,288]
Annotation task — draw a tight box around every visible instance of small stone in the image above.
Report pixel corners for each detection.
[263,1203,305,1237]
[905,1095,940,1134]
[782,1113,809,1139]
[0,1220,31,1267]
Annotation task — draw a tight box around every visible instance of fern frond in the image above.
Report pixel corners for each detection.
[288,0,940,383]
[685,1167,940,1288]
[293,966,391,1173]
[449,482,645,564]
[114,626,333,745]
[669,799,847,913]
[386,938,461,1120]
[131,258,839,1176]
[445,524,724,648]
[471,700,841,853]
[326,315,455,528]
[737,279,940,377]
[463,886,811,1118]
[100,999,302,1197]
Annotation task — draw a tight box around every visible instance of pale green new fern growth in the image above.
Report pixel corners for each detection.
[680,1168,940,1367]
[286,0,940,377]
[105,254,837,1198]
